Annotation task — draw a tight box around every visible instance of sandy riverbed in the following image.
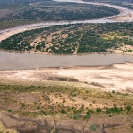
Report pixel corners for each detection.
[0,27,39,42]
[112,12,133,21]
[0,62,133,92]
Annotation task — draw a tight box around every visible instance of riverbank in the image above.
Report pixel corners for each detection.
[0,62,133,92]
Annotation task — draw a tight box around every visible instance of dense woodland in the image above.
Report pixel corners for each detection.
[1,22,133,54]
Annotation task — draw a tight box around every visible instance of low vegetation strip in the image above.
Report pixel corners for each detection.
[1,22,133,54]
[0,83,133,132]
[0,83,133,118]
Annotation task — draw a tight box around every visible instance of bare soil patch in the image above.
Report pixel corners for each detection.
[0,63,133,91]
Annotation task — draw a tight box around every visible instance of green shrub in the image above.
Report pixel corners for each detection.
[34,101,37,104]
[73,113,80,119]
[126,106,132,111]
[86,90,89,93]
[61,109,67,114]
[112,90,115,94]
[84,113,91,119]
[96,108,101,113]
[40,110,46,115]
[87,109,94,114]
[105,106,123,114]
[90,124,98,131]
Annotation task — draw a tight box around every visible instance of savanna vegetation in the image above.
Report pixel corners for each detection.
[0,83,133,118]
[1,22,133,54]
[0,81,133,132]
[0,0,120,30]
[11,2,119,21]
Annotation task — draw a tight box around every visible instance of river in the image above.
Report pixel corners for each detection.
[0,0,133,70]
[0,51,133,70]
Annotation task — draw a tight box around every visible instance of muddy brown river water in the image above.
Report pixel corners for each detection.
[0,51,133,70]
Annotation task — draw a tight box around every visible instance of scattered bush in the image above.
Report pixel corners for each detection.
[106,106,123,114]
[89,124,99,131]
[96,108,102,113]
[126,106,132,111]
[73,113,80,119]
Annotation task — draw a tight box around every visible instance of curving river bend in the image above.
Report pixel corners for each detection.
[0,0,133,35]
[0,0,133,70]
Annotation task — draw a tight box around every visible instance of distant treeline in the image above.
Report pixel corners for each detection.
[3,2,120,21]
